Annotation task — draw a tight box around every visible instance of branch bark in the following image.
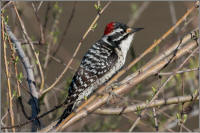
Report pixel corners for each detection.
[2,18,16,133]
[5,25,40,131]
[95,94,198,115]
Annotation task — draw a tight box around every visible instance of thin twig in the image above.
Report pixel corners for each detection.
[43,2,62,69]
[48,1,77,65]
[43,2,51,33]
[13,4,44,92]
[95,94,198,115]
[158,67,199,76]
[37,1,43,12]
[152,107,159,131]
[168,1,179,33]
[41,1,111,95]
[32,2,45,44]
[1,100,77,130]
[1,1,13,11]
[37,48,69,67]
[158,106,192,132]
[1,110,9,125]
[8,32,21,97]
[178,74,185,132]
[1,110,9,132]
[127,1,151,27]
[198,0,200,129]
[2,19,15,132]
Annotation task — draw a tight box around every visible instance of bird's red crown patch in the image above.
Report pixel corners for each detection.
[104,22,114,35]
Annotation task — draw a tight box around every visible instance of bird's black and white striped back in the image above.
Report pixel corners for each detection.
[56,39,119,126]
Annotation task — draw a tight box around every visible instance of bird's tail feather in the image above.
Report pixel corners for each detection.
[56,104,73,127]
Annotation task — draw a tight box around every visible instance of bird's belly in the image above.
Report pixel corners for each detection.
[73,56,125,109]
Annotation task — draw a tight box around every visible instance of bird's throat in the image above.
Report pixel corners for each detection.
[118,34,134,59]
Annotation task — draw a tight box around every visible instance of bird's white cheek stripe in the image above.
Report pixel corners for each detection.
[119,34,134,59]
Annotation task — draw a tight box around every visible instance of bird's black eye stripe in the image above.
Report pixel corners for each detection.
[109,32,122,40]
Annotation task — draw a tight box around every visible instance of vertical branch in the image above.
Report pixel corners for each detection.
[13,4,44,91]
[179,75,184,132]
[43,2,51,34]
[127,1,150,27]
[8,35,21,97]
[198,0,200,129]
[31,2,45,44]
[2,19,16,132]
[168,1,179,33]
[37,1,43,11]
[43,2,62,69]
[152,107,159,131]
[48,1,77,65]
[5,25,41,131]
[1,111,9,132]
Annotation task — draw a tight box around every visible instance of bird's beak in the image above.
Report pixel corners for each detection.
[126,28,144,34]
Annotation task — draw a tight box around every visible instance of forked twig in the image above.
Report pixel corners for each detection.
[32,2,45,44]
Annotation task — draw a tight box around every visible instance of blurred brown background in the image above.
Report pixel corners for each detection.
[1,1,198,132]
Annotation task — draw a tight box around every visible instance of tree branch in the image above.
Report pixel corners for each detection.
[5,25,41,131]
[95,94,198,115]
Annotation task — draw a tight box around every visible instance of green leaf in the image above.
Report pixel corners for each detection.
[194,89,198,96]
[152,86,157,95]
[94,3,98,10]
[176,113,181,120]
[17,72,24,83]
[136,106,141,116]
[183,114,188,123]
[13,90,17,97]
[14,56,19,63]
[36,59,39,65]
[91,23,98,31]
[94,3,101,11]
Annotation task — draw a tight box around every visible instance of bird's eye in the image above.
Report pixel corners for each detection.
[120,31,124,34]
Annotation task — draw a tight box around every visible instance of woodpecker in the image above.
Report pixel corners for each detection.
[56,22,143,126]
